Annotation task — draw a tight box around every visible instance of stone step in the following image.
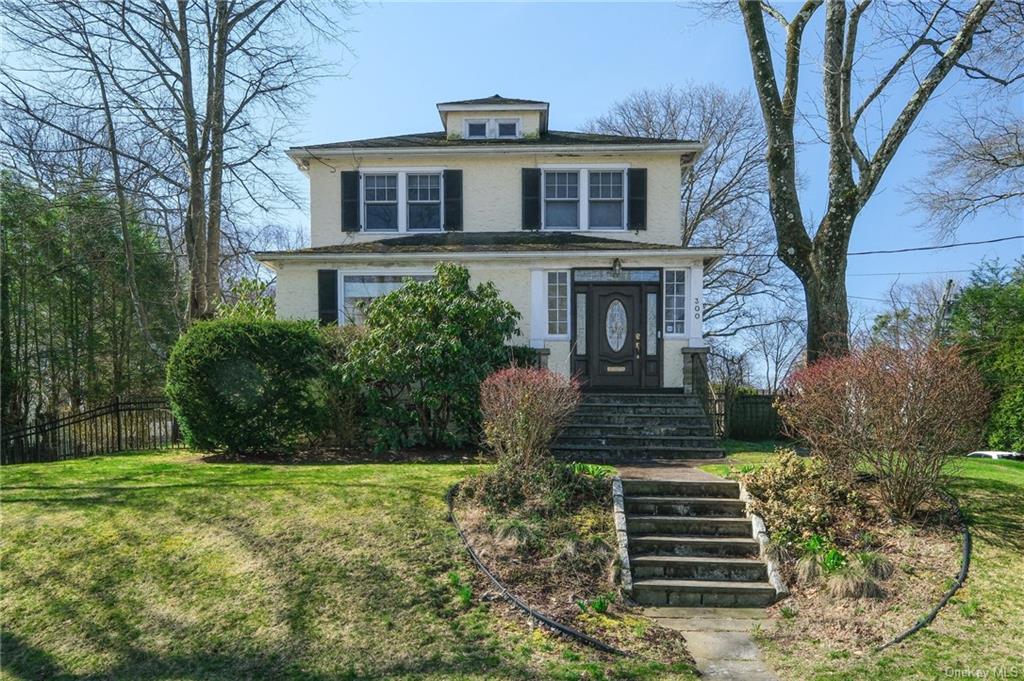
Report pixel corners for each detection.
[551,445,725,461]
[620,479,741,499]
[563,423,713,437]
[574,405,707,418]
[631,579,777,607]
[568,413,712,428]
[555,434,720,449]
[624,496,747,518]
[626,515,753,537]
[582,393,702,406]
[631,555,768,582]
[629,535,760,558]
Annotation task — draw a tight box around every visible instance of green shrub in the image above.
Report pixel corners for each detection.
[344,263,520,450]
[165,319,329,454]
[318,324,365,446]
[742,451,861,544]
[988,385,1024,452]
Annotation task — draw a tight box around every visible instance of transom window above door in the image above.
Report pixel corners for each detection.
[541,168,627,231]
[361,170,444,232]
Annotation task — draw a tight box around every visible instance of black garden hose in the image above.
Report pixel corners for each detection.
[875,489,972,652]
[445,483,628,657]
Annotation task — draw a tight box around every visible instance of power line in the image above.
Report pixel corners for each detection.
[724,234,1024,257]
[847,269,973,277]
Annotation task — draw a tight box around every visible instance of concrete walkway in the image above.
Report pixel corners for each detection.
[617,460,779,681]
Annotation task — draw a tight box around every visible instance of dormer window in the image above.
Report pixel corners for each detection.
[497,120,519,138]
[466,121,488,139]
[463,117,522,139]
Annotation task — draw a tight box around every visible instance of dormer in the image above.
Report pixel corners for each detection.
[437,95,549,140]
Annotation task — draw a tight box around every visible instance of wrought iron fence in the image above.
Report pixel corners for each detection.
[1,397,181,465]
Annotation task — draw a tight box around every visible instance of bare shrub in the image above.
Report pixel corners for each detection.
[480,367,581,472]
[780,343,990,518]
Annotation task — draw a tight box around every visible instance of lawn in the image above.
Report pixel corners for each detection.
[699,441,1024,680]
[0,450,693,681]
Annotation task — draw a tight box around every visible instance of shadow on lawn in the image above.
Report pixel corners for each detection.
[198,447,493,466]
[951,475,1024,553]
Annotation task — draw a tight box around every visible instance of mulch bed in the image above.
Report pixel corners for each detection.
[452,493,694,666]
[760,481,962,656]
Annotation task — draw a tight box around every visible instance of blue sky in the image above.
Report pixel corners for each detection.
[282,1,1023,321]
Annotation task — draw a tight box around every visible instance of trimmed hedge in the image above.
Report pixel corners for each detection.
[166,319,330,454]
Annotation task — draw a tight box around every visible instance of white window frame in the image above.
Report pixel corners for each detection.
[530,269,571,342]
[359,168,444,233]
[337,269,435,325]
[540,164,629,232]
[462,117,523,140]
[663,269,687,337]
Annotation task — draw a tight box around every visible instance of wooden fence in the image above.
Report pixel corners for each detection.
[1,397,181,465]
[709,393,787,441]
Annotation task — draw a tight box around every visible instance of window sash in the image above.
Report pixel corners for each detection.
[342,274,432,324]
[466,121,487,138]
[364,174,399,231]
[406,173,441,230]
[664,270,686,335]
[546,271,569,336]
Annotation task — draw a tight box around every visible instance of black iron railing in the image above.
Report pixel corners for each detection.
[1,397,181,465]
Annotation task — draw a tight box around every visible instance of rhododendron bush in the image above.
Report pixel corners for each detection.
[779,343,989,517]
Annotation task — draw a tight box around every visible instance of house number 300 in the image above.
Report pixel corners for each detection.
[693,297,701,321]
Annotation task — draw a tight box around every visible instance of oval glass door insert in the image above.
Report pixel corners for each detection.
[605,300,627,352]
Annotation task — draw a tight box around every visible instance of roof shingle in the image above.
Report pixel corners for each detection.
[290,129,695,151]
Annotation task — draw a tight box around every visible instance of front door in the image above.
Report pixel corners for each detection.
[571,269,662,390]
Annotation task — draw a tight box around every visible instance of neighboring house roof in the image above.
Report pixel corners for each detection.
[436,94,548,106]
[289,129,697,152]
[256,232,703,256]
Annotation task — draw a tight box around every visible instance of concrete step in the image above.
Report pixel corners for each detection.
[551,445,725,461]
[625,496,747,518]
[620,479,741,499]
[629,535,760,558]
[626,515,753,537]
[555,434,720,449]
[631,555,768,582]
[563,423,713,437]
[631,579,777,607]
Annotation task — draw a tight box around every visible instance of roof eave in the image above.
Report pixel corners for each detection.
[285,140,705,159]
[254,246,727,269]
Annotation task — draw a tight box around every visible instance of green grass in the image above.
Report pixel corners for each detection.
[0,451,695,680]
[699,445,1024,679]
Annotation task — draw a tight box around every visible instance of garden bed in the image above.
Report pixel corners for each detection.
[452,478,695,668]
[754,477,962,657]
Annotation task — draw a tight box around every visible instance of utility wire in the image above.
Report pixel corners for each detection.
[723,234,1024,258]
[847,269,974,277]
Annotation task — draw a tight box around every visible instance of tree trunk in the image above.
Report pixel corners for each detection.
[801,269,850,362]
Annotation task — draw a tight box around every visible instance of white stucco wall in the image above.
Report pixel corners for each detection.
[304,150,685,248]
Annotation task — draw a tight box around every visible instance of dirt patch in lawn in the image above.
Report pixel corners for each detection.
[758,482,962,662]
[452,488,694,667]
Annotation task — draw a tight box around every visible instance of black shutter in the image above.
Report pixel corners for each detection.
[341,171,360,232]
[443,169,463,231]
[522,168,541,230]
[627,168,647,230]
[317,269,338,325]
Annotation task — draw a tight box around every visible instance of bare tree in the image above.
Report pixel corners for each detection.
[587,85,791,337]
[732,0,1001,361]
[869,278,955,349]
[2,0,351,321]
[745,307,805,392]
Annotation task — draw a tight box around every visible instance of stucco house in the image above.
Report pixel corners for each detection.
[256,95,722,392]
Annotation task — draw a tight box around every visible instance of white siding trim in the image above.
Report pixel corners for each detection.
[688,263,704,346]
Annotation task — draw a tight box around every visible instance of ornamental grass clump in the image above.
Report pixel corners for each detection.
[779,342,990,518]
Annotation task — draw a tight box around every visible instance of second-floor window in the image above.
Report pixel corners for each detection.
[364,174,398,231]
[362,170,444,232]
[407,174,441,230]
[542,168,626,230]
[544,171,580,229]
[589,171,624,228]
